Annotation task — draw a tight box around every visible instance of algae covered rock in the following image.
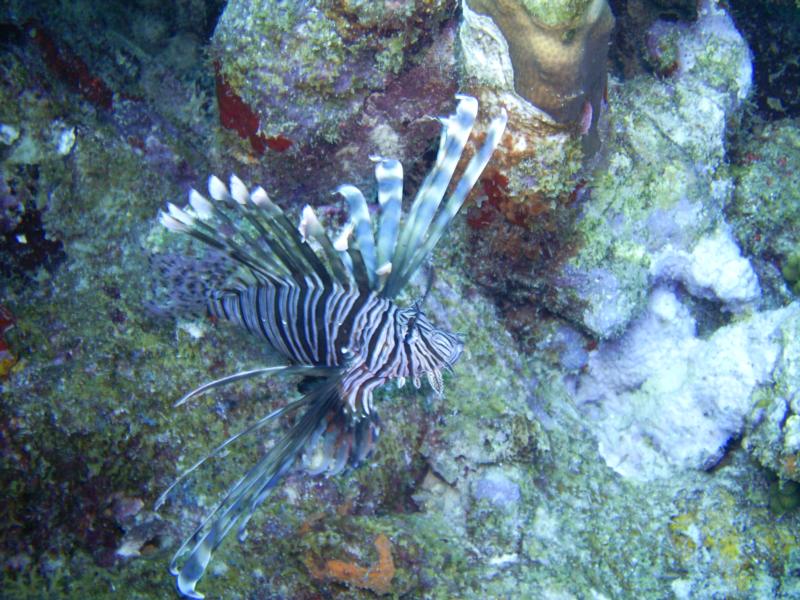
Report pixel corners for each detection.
[553,0,755,338]
[743,312,800,482]
[726,118,800,295]
[784,252,800,296]
[211,0,452,149]
[458,0,757,340]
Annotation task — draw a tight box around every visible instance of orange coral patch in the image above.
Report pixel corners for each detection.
[306,533,396,595]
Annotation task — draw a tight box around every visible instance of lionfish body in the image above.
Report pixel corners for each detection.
[157,96,506,598]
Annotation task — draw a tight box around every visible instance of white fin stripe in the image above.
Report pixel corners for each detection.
[374,158,403,272]
[337,185,377,289]
[388,97,477,286]
[398,109,508,286]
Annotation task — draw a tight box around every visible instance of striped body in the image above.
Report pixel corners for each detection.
[156,96,506,598]
[209,279,462,415]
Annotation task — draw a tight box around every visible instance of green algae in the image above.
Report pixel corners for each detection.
[783,252,800,295]
[0,45,280,598]
[666,473,800,597]
[518,0,595,27]
[769,479,800,514]
[513,132,585,199]
[727,119,800,267]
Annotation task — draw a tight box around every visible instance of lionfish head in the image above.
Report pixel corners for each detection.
[397,304,463,395]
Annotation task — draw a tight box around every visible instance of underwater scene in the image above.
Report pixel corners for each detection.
[1,0,800,598]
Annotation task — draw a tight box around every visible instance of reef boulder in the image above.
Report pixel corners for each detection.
[551,0,755,339]
[743,312,800,483]
[211,0,453,151]
[574,287,799,481]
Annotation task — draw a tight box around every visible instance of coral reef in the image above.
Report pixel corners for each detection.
[1,0,800,598]
[726,118,800,299]
[0,306,16,379]
[743,314,800,483]
[457,0,756,343]
[455,2,596,340]
[607,0,698,79]
[26,21,114,111]
[550,0,754,338]
[574,287,798,480]
[465,0,614,147]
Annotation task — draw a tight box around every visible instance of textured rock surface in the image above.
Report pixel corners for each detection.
[743,312,800,483]
[2,1,800,599]
[574,287,798,480]
[456,1,594,324]
[727,117,800,298]
[551,0,754,338]
[650,226,760,309]
[211,0,453,149]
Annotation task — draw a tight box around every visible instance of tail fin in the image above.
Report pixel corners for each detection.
[168,371,376,599]
[147,252,233,317]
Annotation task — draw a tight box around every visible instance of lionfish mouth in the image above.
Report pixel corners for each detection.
[447,337,464,368]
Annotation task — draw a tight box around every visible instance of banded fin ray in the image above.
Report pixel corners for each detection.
[395,108,508,288]
[155,386,308,512]
[155,365,339,512]
[173,364,333,407]
[388,95,478,282]
[170,373,345,599]
[220,175,328,284]
[380,97,507,298]
[336,185,378,289]
[161,200,287,283]
[298,205,352,284]
[322,96,506,299]
[160,96,506,301]
[161,178,348,290]
[373,157,403,281]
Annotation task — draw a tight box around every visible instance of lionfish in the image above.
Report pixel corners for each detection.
[156,95,506,598]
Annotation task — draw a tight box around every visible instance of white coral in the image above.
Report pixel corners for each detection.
[575,288,798,480]
[651,227,760,311]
